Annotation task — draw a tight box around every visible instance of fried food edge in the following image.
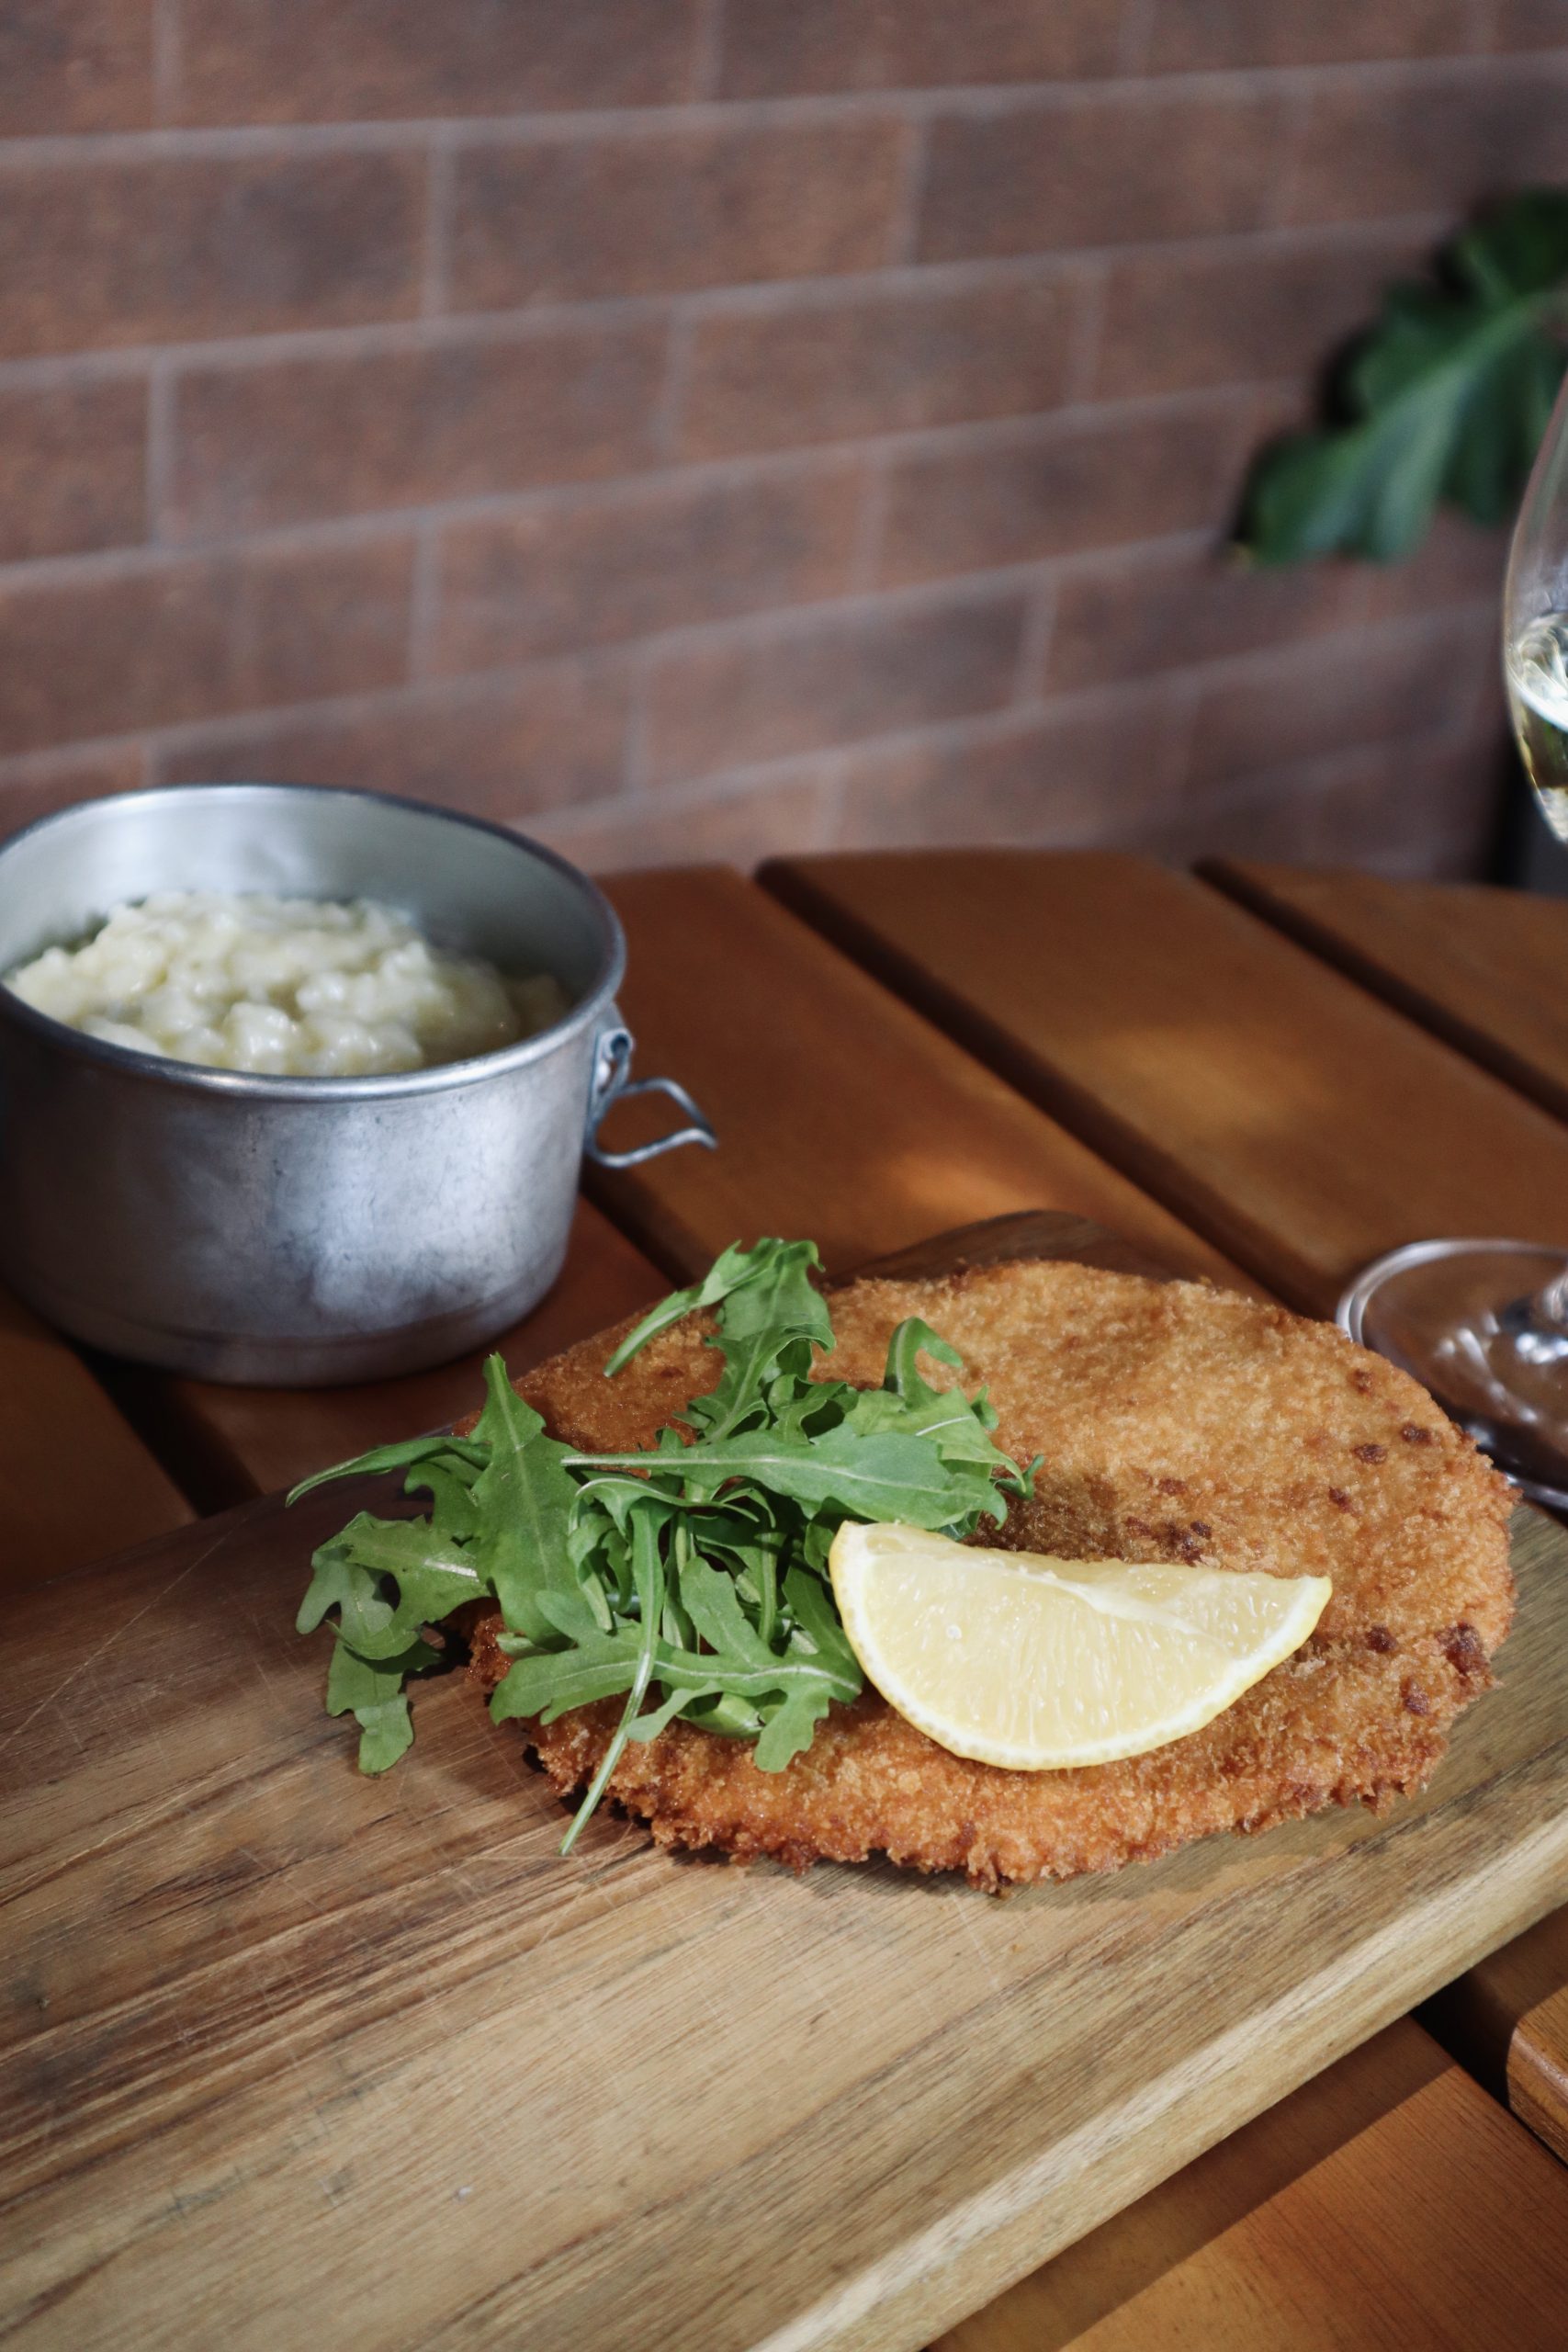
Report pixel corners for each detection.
[462,1260,1516,1890]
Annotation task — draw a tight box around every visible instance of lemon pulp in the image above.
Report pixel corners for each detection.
[829,1521,1331,1770]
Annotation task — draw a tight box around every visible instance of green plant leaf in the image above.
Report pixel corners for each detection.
[297,1512,483,1658]
[567,1425,973,1528]
[468,1356,581,1642]
[325,1635,442,1773]
[1238,189,1568,564]
[297,1236,1037,1847]
[602,1237,826,1375]
[287,1430,487,1504]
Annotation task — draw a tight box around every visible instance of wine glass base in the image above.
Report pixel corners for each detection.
[1337,1238,1568,1510]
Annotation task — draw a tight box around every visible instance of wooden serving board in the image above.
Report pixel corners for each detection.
[4,1215,1567,2352]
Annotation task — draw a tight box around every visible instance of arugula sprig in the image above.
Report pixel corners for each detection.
[293,1238,1036,1850]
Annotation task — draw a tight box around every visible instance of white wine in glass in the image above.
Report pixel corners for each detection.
[1507,611,1568,837]
[1340,371,1568,1505]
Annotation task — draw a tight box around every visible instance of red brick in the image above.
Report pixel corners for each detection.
[1488,2,1568,46]
[1145,731,1505,876]
[918,91,1288,265]
[878,402,1248,588]
[448,119,905,313]
[0,153,424,362]
[532,772,838,872]
[433,461,865,673]
[173,0,705,122]
[1289,64,1568,227]
[0,0,152,135]
[1359,508,1506,620]
[1046,541,1371,693]
[831,687,1191,849]
[679,276,1079,460]
[1096,230,1431,400]
[165,322,664,539]
[0,537,412,759]
[152,661,628,821]
[0,379,147,563]
[1186,615,1493,793]
[1145,0,1480,71]
[0,743,147,842]
[716,0,1122,96]
[641,592,1028,786]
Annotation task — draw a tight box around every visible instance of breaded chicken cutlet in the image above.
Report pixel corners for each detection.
[465,1260,1516,1891]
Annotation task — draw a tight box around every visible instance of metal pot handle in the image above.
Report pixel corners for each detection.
[584,1012,716,1170]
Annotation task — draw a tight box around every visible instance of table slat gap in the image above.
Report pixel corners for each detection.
[761,845,1568,2173]
[1204,859,1568,1129]
[0,1283,192,1586]
[588,869,1260,1296]
[937,2016,1568,2352]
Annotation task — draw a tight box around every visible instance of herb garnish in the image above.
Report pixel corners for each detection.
[294,1238,1036,1849]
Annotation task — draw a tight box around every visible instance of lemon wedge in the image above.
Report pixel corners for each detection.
[829,1522,1331,1770]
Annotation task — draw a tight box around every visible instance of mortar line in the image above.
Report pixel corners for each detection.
[0,51,1558,164]
[421,137,457,320]
[687,0,727,104]
[150,0,183,126]
[143,362,176,544]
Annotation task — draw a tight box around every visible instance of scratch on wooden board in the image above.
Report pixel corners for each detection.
[947,1885,1005,1998]
[513,1820,645,1965]
[9,1766,265,1906]
[0,1527,233,1764]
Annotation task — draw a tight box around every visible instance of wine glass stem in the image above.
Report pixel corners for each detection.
[1503,1268,1568,1365]
[1534,1269,1568,1329]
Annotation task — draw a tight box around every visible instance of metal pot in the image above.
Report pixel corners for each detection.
[0,784,712,1385]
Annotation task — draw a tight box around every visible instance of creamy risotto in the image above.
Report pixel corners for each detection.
[5,892,569,1077]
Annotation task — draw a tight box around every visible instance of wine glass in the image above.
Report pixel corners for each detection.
[1337,373,1568,1507]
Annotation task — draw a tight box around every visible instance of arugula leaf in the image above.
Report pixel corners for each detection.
[298,1512,483,1659]
[885,1315,964,1402]
[288,1430,487,1504]
[558,1499,670,1853]
[603,1237,826,1375]
[325,1635,440,1773]
[1238,189,1568,563]
[753,1678,837,1771]
[295,1236,1039,1850]
[467,1357,581,1643]
[566,1426,973,1527]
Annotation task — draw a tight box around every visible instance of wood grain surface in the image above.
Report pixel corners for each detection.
[1203,861,1568,2188]
[1210,861,1568,1127]
[3,1502,1562,2352]
[592,868,1259,1293]
[937,2016,1568,2352]
[0,1283,190,1589]
[3,1216,1565,2352]
[767,849,1568,2189]
[763,850,1568,1317]
[1421,1849,1568,2166]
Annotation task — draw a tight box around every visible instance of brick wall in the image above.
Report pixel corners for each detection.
[1,5,1564,878]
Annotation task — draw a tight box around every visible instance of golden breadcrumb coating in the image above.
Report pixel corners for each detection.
[466,1261,1516,1890]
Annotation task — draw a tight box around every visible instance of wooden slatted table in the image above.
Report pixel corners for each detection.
[1198,862,1568,2180]
[592,869,1259,1291]
[0,1282,189,1589]
[764,847,1568,2199]
[763,850,1568,1316]
[1209,862,1568,1127]
[4,852,1568,2352]
[934,2017,1568,2352]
